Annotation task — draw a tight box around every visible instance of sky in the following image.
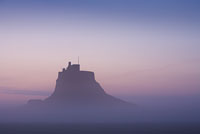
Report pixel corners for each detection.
[0,0,200,104]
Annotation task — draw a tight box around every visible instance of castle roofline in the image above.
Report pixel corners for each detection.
[67,61,80,72]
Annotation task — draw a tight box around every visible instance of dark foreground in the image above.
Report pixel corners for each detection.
[0,123,200,134]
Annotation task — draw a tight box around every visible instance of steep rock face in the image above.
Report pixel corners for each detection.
[28,62,132,108]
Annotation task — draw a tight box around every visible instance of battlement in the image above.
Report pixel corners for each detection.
[58,61,95,82]
[67,62,80,72]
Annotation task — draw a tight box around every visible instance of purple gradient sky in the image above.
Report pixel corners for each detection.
[0,0,200,104]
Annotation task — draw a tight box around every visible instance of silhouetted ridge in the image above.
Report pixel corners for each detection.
[28,61,132,108]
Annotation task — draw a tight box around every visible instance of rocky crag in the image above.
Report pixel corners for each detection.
[28,62,133,109]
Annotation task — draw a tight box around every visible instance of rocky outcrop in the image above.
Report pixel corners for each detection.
[28,62,133,109]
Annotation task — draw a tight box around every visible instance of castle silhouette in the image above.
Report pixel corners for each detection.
[28,61,132,108]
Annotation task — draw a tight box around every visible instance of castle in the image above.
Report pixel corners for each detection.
[28,61,132,108]
[57,62,95,83]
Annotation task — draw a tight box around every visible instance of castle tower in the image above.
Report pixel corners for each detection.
[67,61,80,72]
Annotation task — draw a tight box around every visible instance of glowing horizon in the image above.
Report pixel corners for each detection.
[0,0,200,104]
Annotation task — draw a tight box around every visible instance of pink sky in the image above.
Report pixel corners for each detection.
[0,0,200,104]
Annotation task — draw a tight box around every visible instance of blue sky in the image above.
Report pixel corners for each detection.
[0,0,200,104]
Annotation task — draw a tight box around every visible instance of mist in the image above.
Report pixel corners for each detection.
[0,92,199,133]
[0,94,199,123]
[0,0,200,133]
